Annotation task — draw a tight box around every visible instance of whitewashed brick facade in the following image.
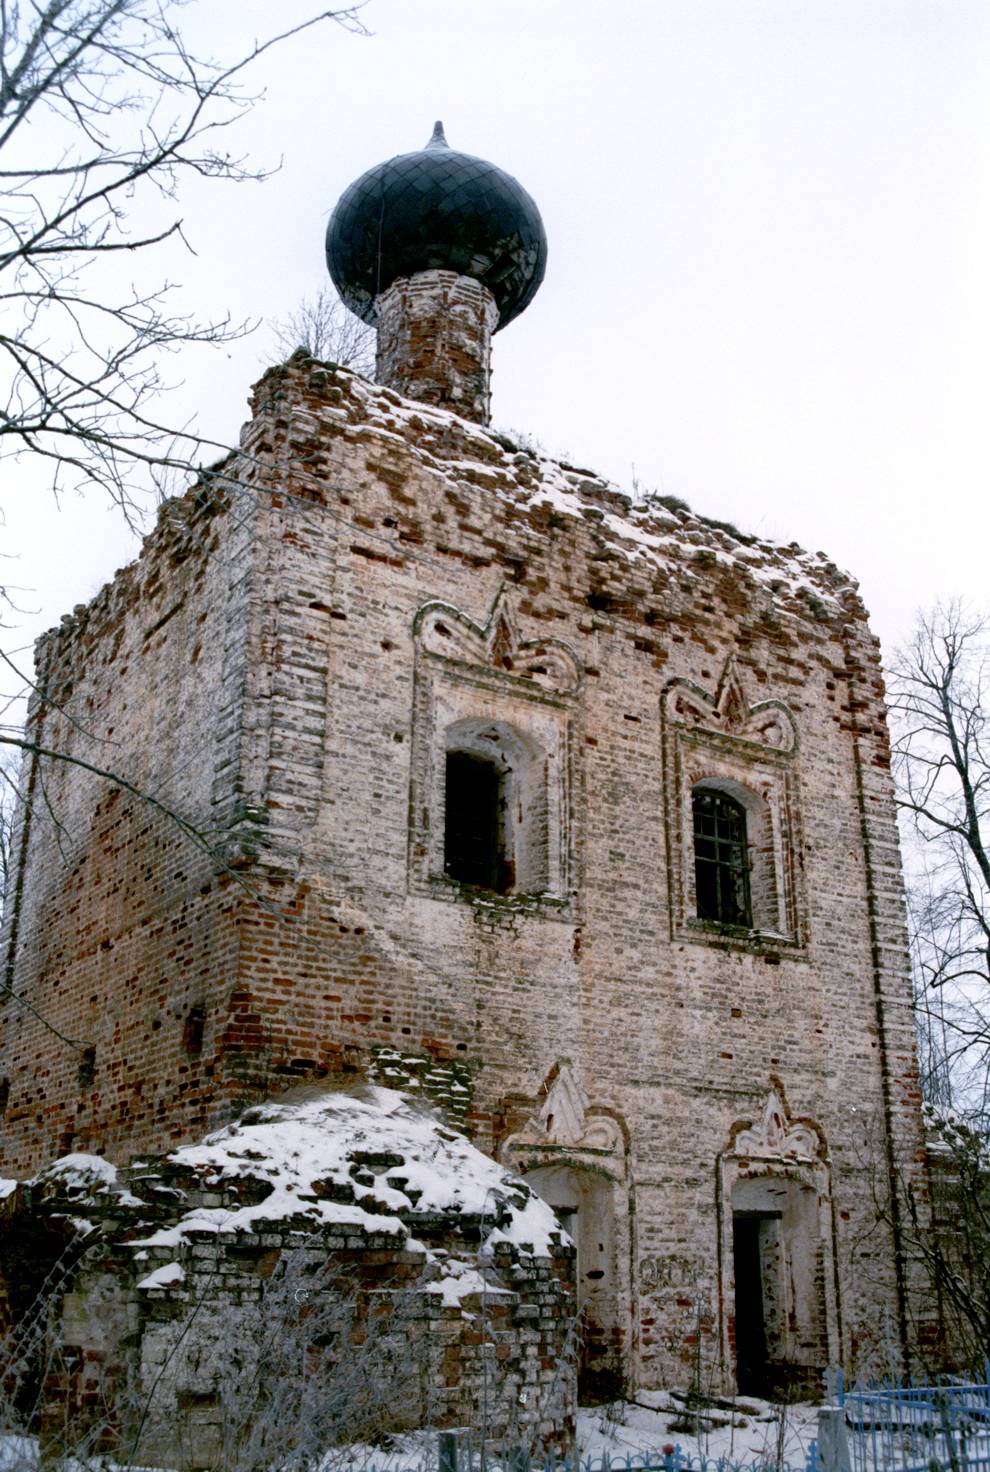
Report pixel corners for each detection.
[0,351,931,1394]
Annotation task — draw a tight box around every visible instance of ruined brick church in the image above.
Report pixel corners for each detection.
[1,123,929,1403]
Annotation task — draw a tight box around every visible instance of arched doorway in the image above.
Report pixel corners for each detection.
[731,1175,827,1398]
[720,1083,839,1400]
[525,1163,621,1399]
[500,1062,633,1400]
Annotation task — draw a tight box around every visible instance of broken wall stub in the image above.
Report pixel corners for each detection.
[0,354,932,1392]
[67,1233,573,1469]
[0,1115,576,1467]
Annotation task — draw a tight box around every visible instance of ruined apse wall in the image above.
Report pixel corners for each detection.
[0,354,927,1388]
[1,1093,576,1465]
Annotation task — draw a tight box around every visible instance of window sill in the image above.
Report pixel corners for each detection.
[682,916,805,958]
[422,873,571,920]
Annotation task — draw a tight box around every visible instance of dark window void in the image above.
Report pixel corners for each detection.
[444,749,511,892]
[182,1004,206,1056]
[693,787,751,926]
[78,1045,96,1090]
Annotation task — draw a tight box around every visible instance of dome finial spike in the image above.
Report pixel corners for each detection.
[427,120,448,149]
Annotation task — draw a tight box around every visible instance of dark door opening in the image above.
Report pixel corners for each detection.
[733,1213,772,1397]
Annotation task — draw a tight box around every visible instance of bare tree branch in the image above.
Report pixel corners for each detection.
[268,286,375,375]
[889,600,990,1116]
[0,0,370,515]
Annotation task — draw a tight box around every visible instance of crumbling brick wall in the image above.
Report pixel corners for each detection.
[0,353,931,1390]
[0,1154,575,1467]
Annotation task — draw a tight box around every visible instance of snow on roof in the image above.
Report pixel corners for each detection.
[290,364,864,628]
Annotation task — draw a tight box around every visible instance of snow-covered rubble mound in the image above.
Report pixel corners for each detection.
[2,1090,577,1453]
[128,1084,562,1259]
[2,1086,566,1297]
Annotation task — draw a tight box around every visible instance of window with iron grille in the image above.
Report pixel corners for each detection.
[693,788,752,927]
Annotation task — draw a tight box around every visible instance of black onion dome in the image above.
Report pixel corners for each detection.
[326,122,547,331]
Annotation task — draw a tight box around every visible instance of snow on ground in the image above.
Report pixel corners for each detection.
[333,1397,821,1471]
[0,1437,37,1472]
[577,1394,819,1468]
[0,1399,825,1472]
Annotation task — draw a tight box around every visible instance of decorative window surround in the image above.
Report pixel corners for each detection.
[728,1082,826,1165]
[408,587,580,916]
[661,658,806,952]
[500,1059,628,1168]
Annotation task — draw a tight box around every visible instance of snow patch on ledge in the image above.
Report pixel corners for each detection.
[26,1153,147,1207]
[137,1260,185,1290]
[425,1259,514,1307]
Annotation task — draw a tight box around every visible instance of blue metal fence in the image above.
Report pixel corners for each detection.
[365,1373,990,1472]
[836,1366,990,1472]
[570,1453,818,1472]
[432,1445,820,1472]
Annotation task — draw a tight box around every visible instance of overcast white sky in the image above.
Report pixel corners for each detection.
[7,0,989,673]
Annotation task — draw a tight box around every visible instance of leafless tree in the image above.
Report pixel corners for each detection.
[269,286,375,375]
[0,751,18,912]
[907,1109,990,1372]
[888,602,990,1119]
[884,603,990,1369]
[0,0,368,523]
[0,1240,426,1470]
[0,1,372,1022]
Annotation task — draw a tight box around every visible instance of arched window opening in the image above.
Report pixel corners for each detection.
[439,718,551,897]
[444,749,511,892]
[693,787,752,927]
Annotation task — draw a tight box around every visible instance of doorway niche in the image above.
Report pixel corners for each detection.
[720,1082,838,1399]
[499,1061,632,1400]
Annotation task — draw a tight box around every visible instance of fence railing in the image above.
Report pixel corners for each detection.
[836,1366,990,1472]
[565,1454,818,1472]
[378,1372,990,1472]
[437,1439,820,1472]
